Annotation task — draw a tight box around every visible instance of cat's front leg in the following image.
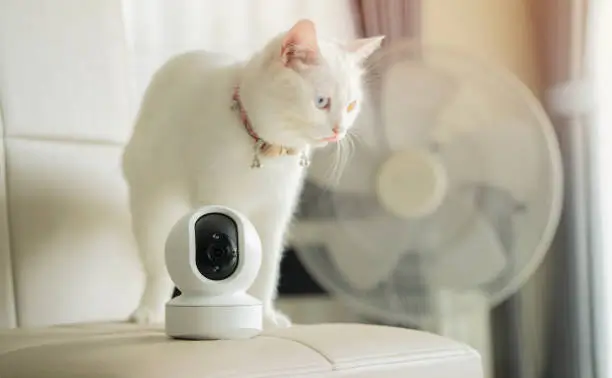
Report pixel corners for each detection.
[247,212,293,329]
[127,185,191,325]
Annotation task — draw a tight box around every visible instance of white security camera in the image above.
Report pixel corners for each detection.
[165,205,263,340]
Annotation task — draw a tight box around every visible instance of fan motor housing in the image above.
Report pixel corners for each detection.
[376,148,448,219]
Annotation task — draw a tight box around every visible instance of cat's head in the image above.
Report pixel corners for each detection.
[240,19,384,150]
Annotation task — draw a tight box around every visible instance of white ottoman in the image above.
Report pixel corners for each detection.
[0,322,483,377]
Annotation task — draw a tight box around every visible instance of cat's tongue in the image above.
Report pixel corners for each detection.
[322,135,339,142]
[321,132,345,143]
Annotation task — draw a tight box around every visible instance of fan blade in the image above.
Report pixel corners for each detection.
[380,61,458,150]
[290,217,406,291]
[437,116,546,205]
[288,218,333,247]
[308,142,387,195]
[410,188,479,251]
[325,223,406,292]
[424,206,508,290]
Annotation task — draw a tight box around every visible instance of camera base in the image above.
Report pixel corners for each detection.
[165,293,262,340]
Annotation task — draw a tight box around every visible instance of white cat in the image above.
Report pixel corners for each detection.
[122,19,383,328]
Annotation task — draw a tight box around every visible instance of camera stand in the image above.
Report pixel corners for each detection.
[165,292,262,340]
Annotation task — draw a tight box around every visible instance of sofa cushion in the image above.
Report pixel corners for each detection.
[0,322,482,377]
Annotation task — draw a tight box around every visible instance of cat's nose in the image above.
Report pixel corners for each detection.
[321,125,343,142]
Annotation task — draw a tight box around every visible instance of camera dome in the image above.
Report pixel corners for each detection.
[165,205,262,295]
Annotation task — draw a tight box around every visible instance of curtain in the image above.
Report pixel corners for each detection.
[351,0,421,42]
[526,1,593,378]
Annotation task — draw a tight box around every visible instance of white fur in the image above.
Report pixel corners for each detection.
[122,22,382,328]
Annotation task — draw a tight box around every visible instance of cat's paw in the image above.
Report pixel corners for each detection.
[263,309,292,329]
[129,305,165,325]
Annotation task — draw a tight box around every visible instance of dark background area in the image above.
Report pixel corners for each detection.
[278,247,326,295]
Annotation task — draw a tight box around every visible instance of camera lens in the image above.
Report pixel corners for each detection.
[194,213,240,281]
[206,238,236,266]
[196,233,238,280]
[210,246,225,260]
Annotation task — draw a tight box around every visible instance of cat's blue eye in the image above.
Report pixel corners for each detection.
[315,96,330,109]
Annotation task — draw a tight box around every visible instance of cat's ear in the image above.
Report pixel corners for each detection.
[346,36,385,63]
[281,19,320,68]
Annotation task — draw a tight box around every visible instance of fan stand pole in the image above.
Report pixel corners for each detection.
[431,289,493,378]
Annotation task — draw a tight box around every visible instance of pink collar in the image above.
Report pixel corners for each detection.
[232,86,298,157]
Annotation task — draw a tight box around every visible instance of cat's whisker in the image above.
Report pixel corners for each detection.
[331,137,352,187]
[347,133,357,157]
[334,142,345,186]
[343,134,355,171]
[329,142,342,187]
[339,141,348,182]
[347,128,366,146]
[319,128,361,188]
[322,140,342,189]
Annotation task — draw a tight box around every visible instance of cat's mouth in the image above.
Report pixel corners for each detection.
[319,131,345,143]
[310,134,343,149]
[304,129,345,147]
[321,134,340,142]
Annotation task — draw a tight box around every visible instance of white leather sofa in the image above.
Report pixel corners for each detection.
[0,1,483,376]
[0,322,483,377]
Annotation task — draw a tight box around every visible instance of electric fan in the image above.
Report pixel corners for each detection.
[290,41,563,377]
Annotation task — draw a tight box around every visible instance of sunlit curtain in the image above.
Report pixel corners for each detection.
[351,0,420,42]
[527,1,592,378]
